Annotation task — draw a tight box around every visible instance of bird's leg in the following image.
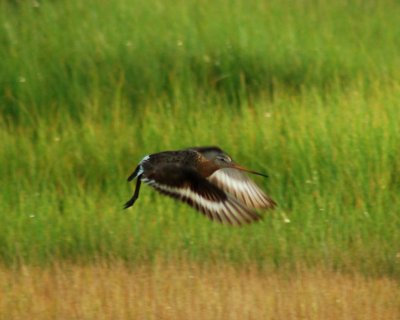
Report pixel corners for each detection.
[124,175,142,209]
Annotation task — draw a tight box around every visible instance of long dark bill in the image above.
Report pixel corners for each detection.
[231,163,268,178]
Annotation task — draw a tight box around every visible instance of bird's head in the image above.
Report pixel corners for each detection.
[194,146,268,178]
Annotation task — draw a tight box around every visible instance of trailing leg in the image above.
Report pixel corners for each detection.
[124,175,142,209]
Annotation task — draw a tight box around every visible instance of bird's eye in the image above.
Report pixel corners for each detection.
[217,156,230,162]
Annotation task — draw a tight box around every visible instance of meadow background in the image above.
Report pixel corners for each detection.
[1,0,400,318]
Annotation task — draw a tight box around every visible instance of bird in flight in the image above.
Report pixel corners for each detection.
[124,146,276,225]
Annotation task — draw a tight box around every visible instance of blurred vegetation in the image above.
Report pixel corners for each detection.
[0,0,399,277]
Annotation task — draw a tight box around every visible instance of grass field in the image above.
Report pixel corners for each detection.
[1,0,400,318]
[1,262,399,319]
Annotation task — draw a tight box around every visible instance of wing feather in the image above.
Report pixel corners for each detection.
[141,165,261,225]
[208,168,276,209]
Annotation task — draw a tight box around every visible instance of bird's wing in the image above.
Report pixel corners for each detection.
[142,164,261,225]
[207,168,276,209]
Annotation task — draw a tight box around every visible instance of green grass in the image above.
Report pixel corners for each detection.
[1,0,400,277]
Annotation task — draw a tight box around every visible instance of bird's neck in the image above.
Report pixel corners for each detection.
[196,159,220,178]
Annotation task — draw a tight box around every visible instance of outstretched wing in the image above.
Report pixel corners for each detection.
[142,164,261,225]
[208,168,276,209]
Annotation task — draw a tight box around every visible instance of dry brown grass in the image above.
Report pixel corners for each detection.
[0,261,399,320]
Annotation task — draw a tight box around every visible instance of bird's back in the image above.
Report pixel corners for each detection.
[141,149,200,173]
